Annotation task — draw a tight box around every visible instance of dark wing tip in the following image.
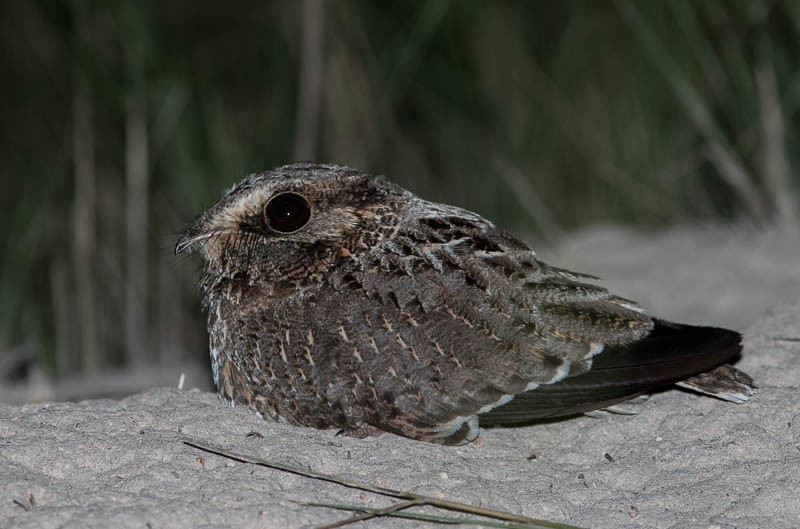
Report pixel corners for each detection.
[481,320,751,425]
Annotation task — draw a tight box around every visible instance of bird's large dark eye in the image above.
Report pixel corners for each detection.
[265,192,312,233]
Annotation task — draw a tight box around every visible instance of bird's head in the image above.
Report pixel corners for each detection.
[176,163,404,287]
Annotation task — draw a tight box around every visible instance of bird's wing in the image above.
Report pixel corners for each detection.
[321,206,645,441]
[479,319,747,425]
[324,206,745,444]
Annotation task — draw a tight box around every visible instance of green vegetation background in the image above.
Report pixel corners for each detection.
[0,1,797,385]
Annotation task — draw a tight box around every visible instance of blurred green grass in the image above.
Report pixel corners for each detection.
[0,0,796,385]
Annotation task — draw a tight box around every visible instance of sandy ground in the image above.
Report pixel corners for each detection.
[2,224,799,529]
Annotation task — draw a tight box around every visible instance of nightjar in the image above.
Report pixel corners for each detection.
[176,163,754,444]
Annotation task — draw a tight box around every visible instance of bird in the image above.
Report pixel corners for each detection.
[176,162,755,445]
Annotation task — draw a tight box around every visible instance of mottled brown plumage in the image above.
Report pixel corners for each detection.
[176,163,754,444]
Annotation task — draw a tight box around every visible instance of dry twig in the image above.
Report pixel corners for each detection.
[182,437,584,529]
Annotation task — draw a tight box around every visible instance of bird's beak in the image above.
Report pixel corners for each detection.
[175,228,213,255]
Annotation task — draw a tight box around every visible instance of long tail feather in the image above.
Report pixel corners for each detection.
[481,320,747,425]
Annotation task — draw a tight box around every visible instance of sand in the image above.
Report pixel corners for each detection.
[2,224,799,529]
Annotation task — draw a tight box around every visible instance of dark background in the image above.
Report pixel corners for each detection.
[1,0,797,399]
